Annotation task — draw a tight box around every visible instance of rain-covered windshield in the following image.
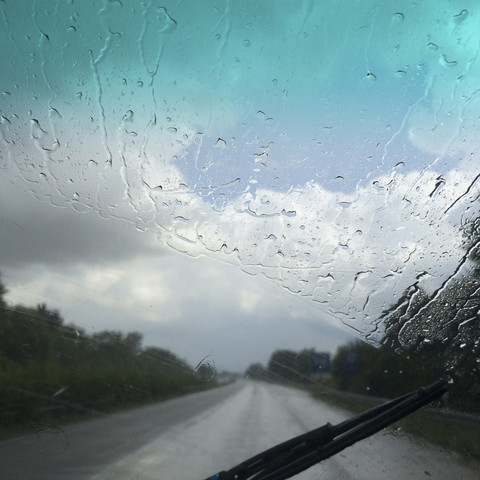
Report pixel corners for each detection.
[1,1,479,479]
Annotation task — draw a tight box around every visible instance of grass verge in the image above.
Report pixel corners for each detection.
[0,380,221,441]
[310,384,480,462]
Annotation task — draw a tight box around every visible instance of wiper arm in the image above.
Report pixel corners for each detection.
[205,378,448,480]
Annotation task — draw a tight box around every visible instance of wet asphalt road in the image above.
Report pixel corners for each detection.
[1,381,478,480]
[0,382,242,480]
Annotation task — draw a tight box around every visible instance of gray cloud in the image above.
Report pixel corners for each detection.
[0,176,163,270]
[0,174,354,372]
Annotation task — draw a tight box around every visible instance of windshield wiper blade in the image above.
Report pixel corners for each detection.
[205,378,448,480]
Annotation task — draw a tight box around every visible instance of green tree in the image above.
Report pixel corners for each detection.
[0,272,211,428]
[139,347,192,374]
[266,349,315,383]
[245,362,269,381]
[0,273,6,309]
[268,349,299,383]
[331,339,444,398]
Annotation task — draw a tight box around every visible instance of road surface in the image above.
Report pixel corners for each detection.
[0,381,478,479]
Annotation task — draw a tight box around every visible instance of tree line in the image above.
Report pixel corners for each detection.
[0,275,212,429]
[246,338,478,412]
[246,348,330,384]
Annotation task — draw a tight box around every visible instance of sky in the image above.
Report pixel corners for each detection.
[1,0,479,372]
[0,175,356,372]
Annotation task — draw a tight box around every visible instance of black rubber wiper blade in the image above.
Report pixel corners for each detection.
[205,378,448,480]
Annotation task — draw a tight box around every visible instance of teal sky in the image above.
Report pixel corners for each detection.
[1,1,479,370]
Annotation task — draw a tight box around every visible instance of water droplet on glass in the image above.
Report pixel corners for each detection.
[453,9,468,25]
[194,356,216,382]
[440,55,457,67]
[122,110,134,122]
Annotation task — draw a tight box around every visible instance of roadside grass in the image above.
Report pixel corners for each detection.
[310,383,480,462]
[395,412,480,461]
[0,379,220,441]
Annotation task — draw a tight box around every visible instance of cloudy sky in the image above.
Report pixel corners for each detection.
[1,1,479,372]
[0,176,356,372]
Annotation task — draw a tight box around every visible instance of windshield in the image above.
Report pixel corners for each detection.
[1,1,479,479]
